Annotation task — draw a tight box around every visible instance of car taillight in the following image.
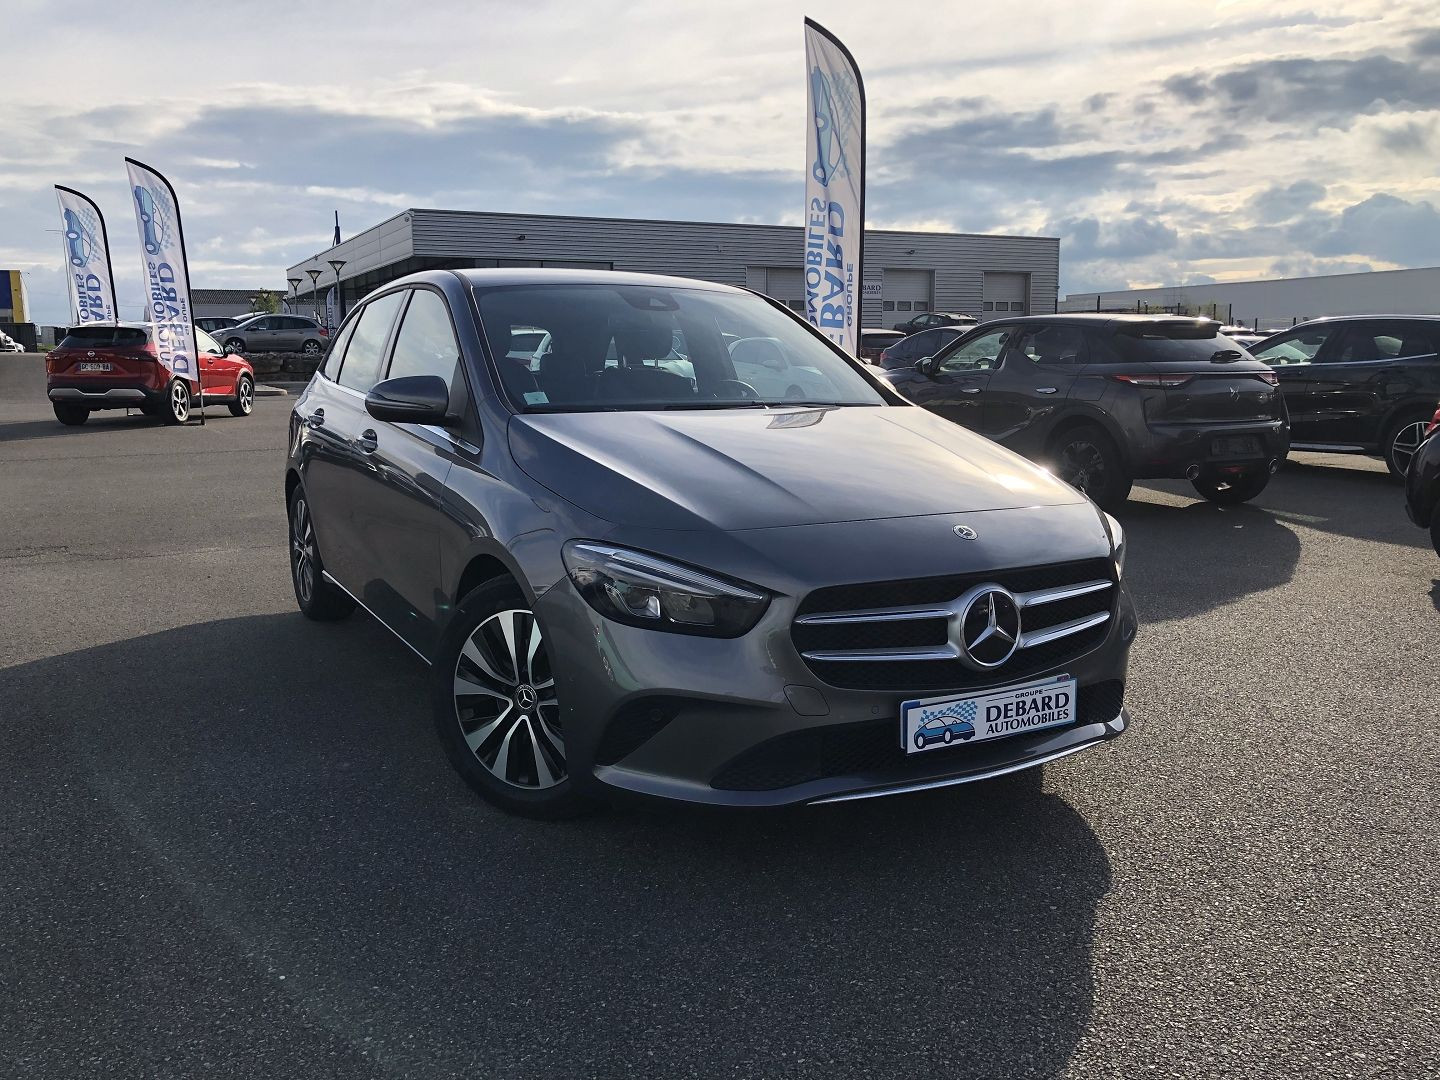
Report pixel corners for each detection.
[319,327,330,337]
[129,343,160,362]
[1107,373,1193,387]
[879,348,893,361]
[1426,404,1440,438]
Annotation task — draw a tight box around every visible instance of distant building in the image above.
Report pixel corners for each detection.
[285,208,1060,330]
[1060,265,1440,330]
[189,287,285,320]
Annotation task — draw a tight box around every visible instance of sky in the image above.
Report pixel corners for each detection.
[3,0,1438,324]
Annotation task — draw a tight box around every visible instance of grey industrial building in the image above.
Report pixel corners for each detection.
[286,209,1058,330]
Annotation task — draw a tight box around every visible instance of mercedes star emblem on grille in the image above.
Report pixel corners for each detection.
[955,584,1022,670]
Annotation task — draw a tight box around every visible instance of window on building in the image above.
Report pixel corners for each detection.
[883,301,895,311]
[897,301,912,311]
[983,301,994,312]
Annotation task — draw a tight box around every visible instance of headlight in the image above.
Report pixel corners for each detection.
[1103,512,1126,576]
[562,541,770,637]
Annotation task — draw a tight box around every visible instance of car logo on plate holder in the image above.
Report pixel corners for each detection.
[953,524,978,540]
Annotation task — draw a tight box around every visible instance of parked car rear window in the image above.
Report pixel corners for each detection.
[1109,330,1248,365]
[475,284,884,411]
[337,292,405,393]
[59,326,148,349]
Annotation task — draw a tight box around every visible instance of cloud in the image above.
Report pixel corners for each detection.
[1248,181,1327,222]
[1290,193,1440,266]
[1044,215,1179,261]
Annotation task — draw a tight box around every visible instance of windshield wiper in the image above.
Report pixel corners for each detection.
[661,400,771,410]
[753,400,876,408]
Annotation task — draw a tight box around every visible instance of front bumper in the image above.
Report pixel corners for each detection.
[1134,418,1289,479]
[534,565,1136,809]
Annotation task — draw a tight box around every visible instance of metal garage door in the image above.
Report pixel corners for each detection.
[982,272,1028,320]
[756,267,805,313]
[882,269,933,328]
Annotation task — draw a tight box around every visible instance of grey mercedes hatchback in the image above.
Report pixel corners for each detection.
[285,269,1135,818]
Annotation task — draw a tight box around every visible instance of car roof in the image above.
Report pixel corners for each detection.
[451,267,744,293]
[1281,314,1440,326]
[973,313,1226,332]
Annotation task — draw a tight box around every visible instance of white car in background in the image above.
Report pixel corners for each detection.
[657,336,840,401]
[0,332,24,353]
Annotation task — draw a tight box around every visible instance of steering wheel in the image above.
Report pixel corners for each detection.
[714,379,761,400]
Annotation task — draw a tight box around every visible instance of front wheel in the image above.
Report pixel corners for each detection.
[1050,426,1132,511]
[433,578,594,819]
[1384,412,1430,478]
[162,379,191,424]
[1192,467,1270,504]
[229,375,254,417]
[53,403,89,426]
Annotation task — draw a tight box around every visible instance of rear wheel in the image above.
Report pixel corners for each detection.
[1050,425,1132,510]
[1384,412,1430,478]
[53,403,89,426]
[433,577,594,819]
[288,487,355,620]
[1192,467,1270,504]
[228,375,254,417]
[302,339,323,356]
[162,379,191,424]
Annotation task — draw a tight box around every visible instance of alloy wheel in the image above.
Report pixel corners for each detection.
[291,497,316,603]
[170,381,190,422]
[238,378,253,414]
[303,340,322,355]
[1058,440,1105,494]
[1390,421,1428,475]
[453,609,564,789]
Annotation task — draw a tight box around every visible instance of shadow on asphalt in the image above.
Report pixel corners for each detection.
[1263,459,1422,545]
[4,611,1110,1078]
[1115,498,1301,624]
[0,410,251,443]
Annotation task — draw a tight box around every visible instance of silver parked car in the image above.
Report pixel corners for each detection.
[221,314,329,356]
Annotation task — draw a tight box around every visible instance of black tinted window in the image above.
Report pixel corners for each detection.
[337,292,405,393]
[1336,323,1438,363]
[1250,327,1333,366]
[388,290,460,386]
[1011,325,1087,365]
[1111,330,1248,365]
[59,326,148,349]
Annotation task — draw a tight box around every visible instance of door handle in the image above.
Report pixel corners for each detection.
[358,429,378,453]
[1036,387,1058,395]
[960,387,982,394]
[304,408,325,429]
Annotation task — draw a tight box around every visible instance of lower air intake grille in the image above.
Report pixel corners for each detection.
[711,681,1123,791]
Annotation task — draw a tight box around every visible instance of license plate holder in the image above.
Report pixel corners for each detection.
[76,362,112,372]
[901,674,1077,754]
[1212,435,1261,458]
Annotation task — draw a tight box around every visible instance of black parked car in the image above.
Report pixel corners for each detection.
[285,269,1134,818]
[1248,316,1440,476]
[893,311,977,335]
[880,314,1290,510]
[876,325,972,370]
[1403,406,1440,554]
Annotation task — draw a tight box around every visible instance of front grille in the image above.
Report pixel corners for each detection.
[712,681,1124,791]
[792,558,1116,692]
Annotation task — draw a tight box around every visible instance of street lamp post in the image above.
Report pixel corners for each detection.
[287,276,302,316]
[304,268,323,322]
[326,260,347,329]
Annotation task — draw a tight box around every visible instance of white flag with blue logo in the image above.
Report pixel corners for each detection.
[325,286,337,334]
[124,158,198,381]
[54,186,119,324]
[803,18,865,356]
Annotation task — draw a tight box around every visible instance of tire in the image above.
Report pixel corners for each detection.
[1050,425,1132,511]
[914,733,926,750]
[1192,467,1271,505]
[432,577,594,819]
[223,337,245,355]
[1430,510,1440,559]
[53,403,89,426]
[228,375,254,417]
[302,339,323,356]
[287,487,355,621]
[942,730,953,744]
[162,379,191,425]
[1383,412,1431,478]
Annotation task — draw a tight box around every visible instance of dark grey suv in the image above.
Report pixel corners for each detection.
[285,270,1135,818]
[881,314,1290,509]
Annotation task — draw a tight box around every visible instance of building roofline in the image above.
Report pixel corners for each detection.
[1063,262,1440,300]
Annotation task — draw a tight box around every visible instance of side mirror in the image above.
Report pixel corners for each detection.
[365,374,453,425]
[915,356,938,376]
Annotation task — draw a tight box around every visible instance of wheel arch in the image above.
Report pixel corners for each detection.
[1045,407,1132,469]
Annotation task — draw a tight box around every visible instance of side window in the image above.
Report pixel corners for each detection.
[247,317,272,332]
[282,317,308,331]
[320,317,358,378]
[387,289,461,386]
[1010,325,1087,366]
[1251,328,1333,366]
[940,328,1010,372]
[336,291,405,393]
[195,329,222,356]
[1336,323,1435,363]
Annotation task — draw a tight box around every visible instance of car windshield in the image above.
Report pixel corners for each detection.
[475,283,886,411]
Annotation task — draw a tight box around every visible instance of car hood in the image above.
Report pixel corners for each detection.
[508,405,1085,532]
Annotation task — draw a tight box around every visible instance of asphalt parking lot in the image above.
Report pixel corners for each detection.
[2,353,1437,1079]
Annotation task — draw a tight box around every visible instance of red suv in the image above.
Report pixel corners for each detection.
[46,323,255,426]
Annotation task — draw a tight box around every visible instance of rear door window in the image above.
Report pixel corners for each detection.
[336,292,405,393]
[1334,322,1438,363]
[1010,325,1087,366]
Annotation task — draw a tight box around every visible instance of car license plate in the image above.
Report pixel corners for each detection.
[76,362,111,372]
[1212,435,1260,457]
[901,674,1076,754]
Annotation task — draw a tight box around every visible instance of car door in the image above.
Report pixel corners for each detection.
[980,323,1087,454]
[902,325,1010,430]
[344,286,469,655]
[1249,325,1342,444]
[1316,321,1440,447]
[297,290,407,598]
[244,317,280,352]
